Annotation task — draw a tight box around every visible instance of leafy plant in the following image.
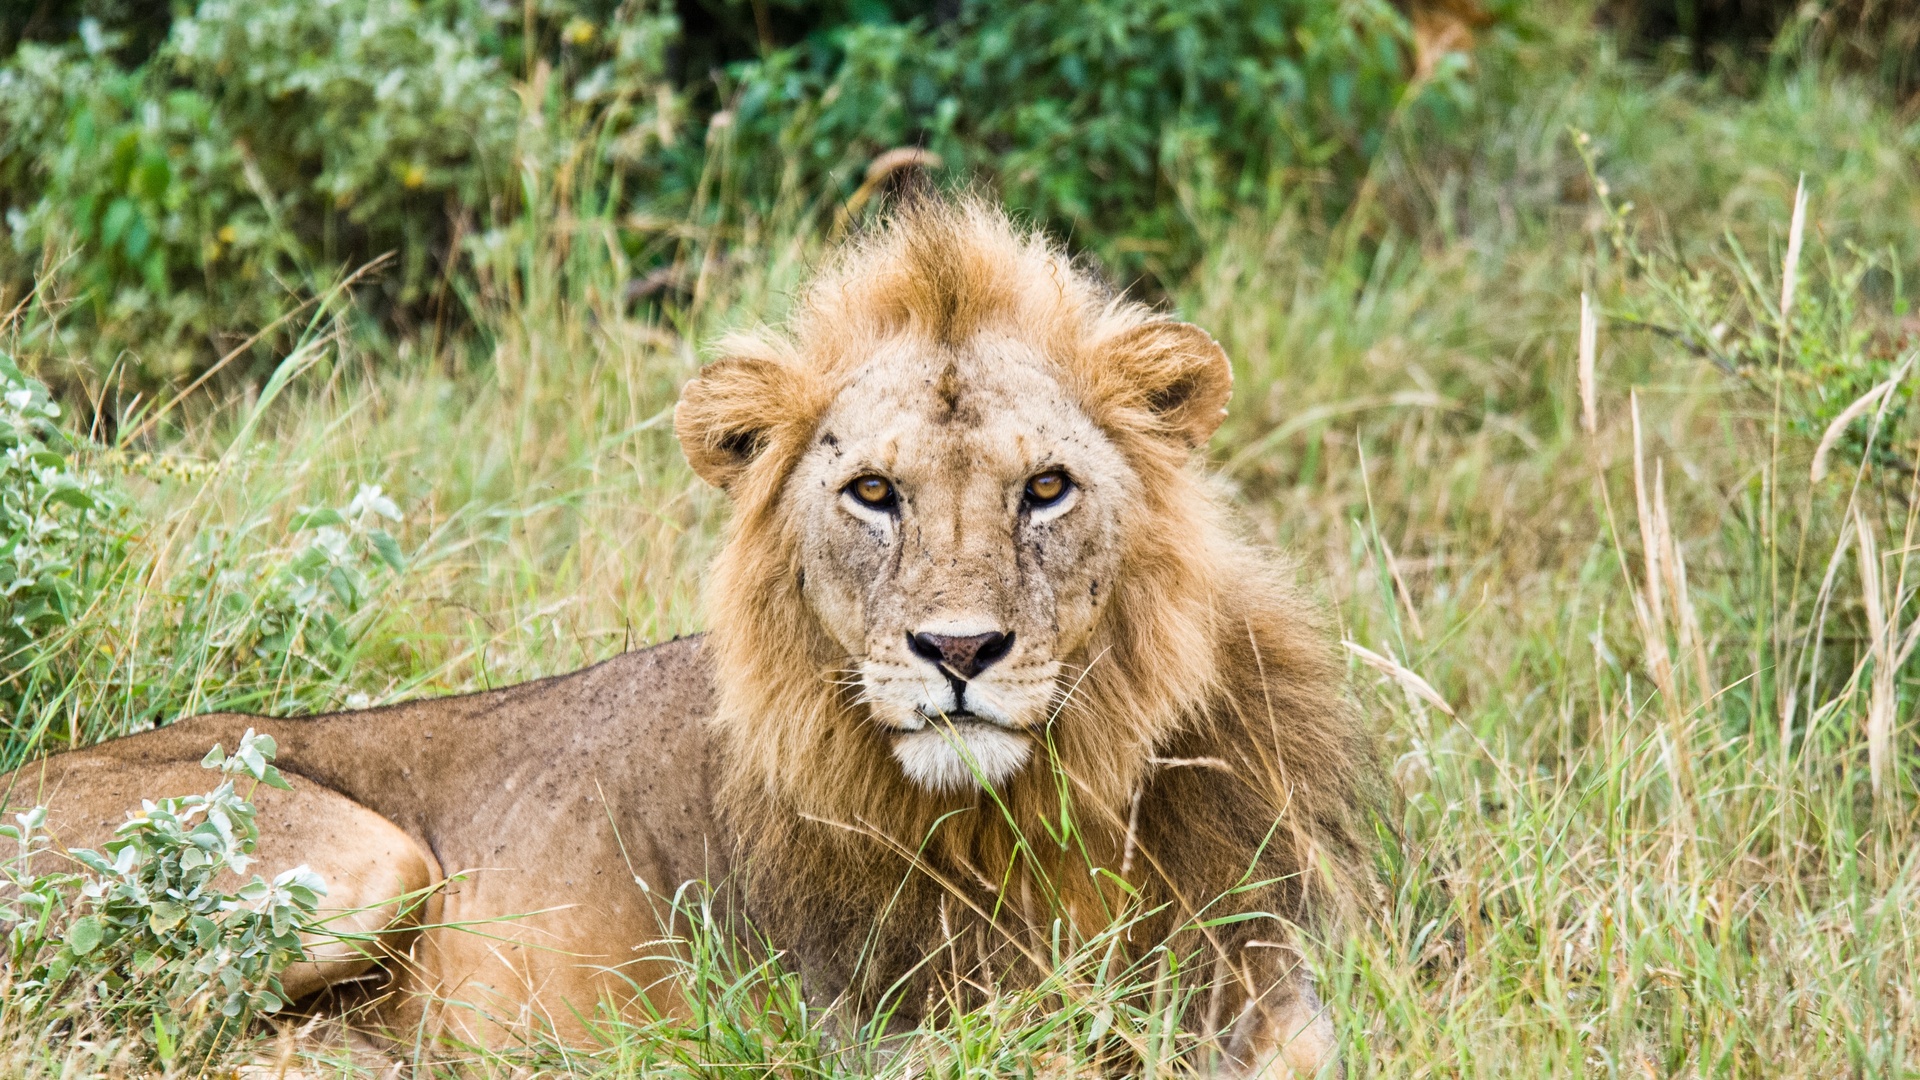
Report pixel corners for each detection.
[0,729,325,1068]
[0,350,122,725]
[1,0,1478,379]
[1578,131,1917,488]
[109,481,416,727]
[0,0,679,381]
[709,0,1472,278]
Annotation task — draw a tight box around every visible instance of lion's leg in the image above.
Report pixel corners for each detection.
[12,758,440,1005]
[259,786,441,1001]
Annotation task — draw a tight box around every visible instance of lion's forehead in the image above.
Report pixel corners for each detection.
[815,338,1102,472]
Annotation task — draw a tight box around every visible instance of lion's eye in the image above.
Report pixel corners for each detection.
[847,475,897,509]
[1024,471,1071,506]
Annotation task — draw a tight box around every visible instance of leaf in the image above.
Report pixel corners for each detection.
[71,848,115,875]
[45,485,97,511]
[200,744,226,768]
[151,1013,176,1063]
[148,900,187,932]
[66,915,104,956]
[288,508,345,530]
[369,528,406,571]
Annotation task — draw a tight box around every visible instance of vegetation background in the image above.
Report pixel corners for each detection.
[1,0,1919,1074]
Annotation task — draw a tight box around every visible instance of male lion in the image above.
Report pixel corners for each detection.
[3,201,1377,1076]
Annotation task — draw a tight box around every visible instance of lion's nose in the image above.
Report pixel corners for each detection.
[908,630,1014,680]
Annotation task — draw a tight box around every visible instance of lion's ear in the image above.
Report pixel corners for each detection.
[675,344,812,491]
[1100,319,1233,449]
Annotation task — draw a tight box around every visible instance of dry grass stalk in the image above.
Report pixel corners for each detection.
[1654,461,1712,696]
[1852,505,1896,799]
[1629,391,1678,705]
[1780,175,1808,330]
[1578,291,1598,436]
[1810,377,1896,483]
[1343,640,1454,716]
[1379,534,1426,640]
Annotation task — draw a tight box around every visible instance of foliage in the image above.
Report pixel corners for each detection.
[0,313,415,757]
[1578,132,1917,487]
[0,351,122,725]
[705,0,1469,279]
[0,730,324,1069]
[0,0,675,380]
[1605,0,1920,96]
[0,0,1467,381]
[163,483,411,708]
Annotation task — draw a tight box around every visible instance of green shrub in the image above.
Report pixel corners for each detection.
[0,730,323,1068]
[0,323,414,753]
[709,0,1471,278]
[0,0,675,381]
[0,351,124,722]
[1,0,1473,381]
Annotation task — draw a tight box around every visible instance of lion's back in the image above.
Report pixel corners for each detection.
[6,635,729,897]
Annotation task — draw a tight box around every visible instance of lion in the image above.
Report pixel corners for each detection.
[1,200,1377,1076]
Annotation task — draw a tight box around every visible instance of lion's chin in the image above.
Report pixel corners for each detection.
[891,724,1032,793]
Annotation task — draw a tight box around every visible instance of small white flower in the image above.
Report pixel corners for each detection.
[348,483,402,523]
[311,526,352,559]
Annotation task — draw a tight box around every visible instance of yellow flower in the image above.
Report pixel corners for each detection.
[563,18,596,45]
[402,163,427,189]
[217,224,237,244]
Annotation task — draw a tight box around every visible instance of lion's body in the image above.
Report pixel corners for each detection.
[3,201,1377,1076]
[3,638,721,1046]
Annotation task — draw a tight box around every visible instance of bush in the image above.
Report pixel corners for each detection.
[0,0,676,381]
[710,0,1471,281]
[1,0,1472,383]
[0,730,324,1069]
[0,351,123,726]
[0,318,414,754]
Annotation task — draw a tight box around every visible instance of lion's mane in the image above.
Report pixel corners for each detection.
[683,200,1380,1016]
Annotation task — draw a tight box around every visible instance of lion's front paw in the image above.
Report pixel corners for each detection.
[1261,1004,1339,1079]
[1225,981,1342,1080]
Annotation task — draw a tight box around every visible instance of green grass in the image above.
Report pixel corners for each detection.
[5,6,1920,1076]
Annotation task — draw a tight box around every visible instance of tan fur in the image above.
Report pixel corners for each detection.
[678,200,1377,1074]
[1,642,723,1051]
[1,200,1375,1075]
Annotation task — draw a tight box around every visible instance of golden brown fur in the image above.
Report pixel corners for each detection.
[677,200,1379,1071]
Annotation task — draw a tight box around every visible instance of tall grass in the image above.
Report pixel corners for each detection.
[3,5,1919,1076]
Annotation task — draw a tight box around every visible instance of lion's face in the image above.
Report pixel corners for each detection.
[783,335,1135,791]
[676,202,1236,800]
